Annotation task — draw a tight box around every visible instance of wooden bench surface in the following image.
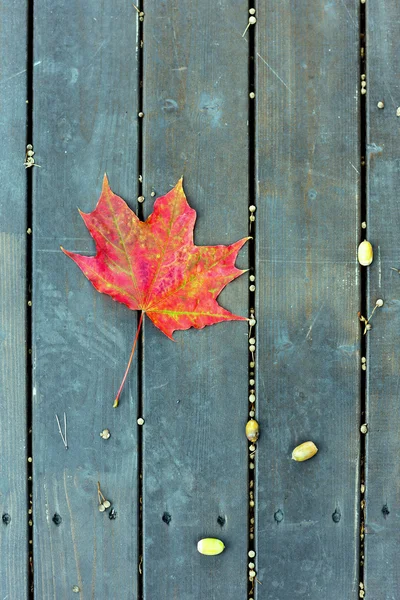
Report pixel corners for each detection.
[0,1,398,598]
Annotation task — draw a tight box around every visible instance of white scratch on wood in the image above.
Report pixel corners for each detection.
[257,53,292,94]
[378,245,382,288]
[339,0,356,28]
[0,61,41,85]
[305,304,324,341]
[349,161,360,175]
[151,381,169,391]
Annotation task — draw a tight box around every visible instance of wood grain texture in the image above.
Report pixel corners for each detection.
[0,1,29,597]
[141,1,249,598]
[255,1,361,598]
[364,3,400,598]
[32,2,140,597]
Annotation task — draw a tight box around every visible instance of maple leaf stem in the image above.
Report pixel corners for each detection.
[113,311,144,408]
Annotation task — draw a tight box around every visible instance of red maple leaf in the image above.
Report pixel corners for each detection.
[62,176,248,406]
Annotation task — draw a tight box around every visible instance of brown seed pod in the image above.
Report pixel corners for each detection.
[245,419,259,442]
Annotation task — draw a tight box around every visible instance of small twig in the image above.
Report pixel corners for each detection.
[132,3,144,19]
[97,481,111,512]
[391,267,400,273]
[24,162,41,169]
[55,413,68,449]
[242,15,257,37]
[97,481,106,503]
[358,299,384,335]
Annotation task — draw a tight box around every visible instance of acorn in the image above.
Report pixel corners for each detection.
[292,441,318,462]
[358,240,373,266]
[197,538,225,556]
[245,419,259,442]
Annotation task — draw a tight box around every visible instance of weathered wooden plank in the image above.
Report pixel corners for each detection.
[32,2,139,597]
[255,1,361,597]
[141,1,249,598]
[364,3,400,597]
[0,1,29,597]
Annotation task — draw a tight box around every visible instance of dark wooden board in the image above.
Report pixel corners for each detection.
[0,1,29,597]
[365,2,400,597]
[255,1,361,597]
[141,1,249,598]
[32,2,140,597]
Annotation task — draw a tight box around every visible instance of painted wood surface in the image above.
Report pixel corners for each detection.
[255,1,361,598]
[141,1,250,598]
[32,2,140,597]
[6,1,400,598]
[0,1,29,597]
[365,2,400,598]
